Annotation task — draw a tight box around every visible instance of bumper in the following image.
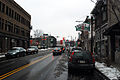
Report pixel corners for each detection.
[68,62,95,70]
[5,54,16,58]
[53,52,61,55]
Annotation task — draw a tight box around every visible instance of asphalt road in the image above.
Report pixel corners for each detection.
[0,50,109,80]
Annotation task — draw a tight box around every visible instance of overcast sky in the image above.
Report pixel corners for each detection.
[14,0,95,40]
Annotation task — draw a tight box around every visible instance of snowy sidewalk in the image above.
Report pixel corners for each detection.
[95,62,120,80]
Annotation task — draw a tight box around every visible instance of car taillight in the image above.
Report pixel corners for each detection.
[69,52,74,62]
[70,56,72,62]
[93,57,95,63]
[91,52,95,63]
[72,52,74,55]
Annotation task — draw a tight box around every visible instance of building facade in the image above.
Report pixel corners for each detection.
[0,0,31,53]
[91,0,120,64]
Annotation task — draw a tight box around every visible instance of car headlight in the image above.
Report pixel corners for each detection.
[12,52,16,54]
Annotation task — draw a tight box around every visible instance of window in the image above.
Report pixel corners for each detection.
[14,12,17,20]
[1,19,4,30]
[1,3,5,13]
[0,1,1,12]
[102,6,107,21]
[10,23,13,32]
[6,6,8,15]
[5,20,8,31]
[14,25,20,34]
[9,8,11,17]
[5,21,13,32]
[0,17,1,29]
[11,10,14,18]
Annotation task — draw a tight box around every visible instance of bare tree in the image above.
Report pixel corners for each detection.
[34,29,44,38]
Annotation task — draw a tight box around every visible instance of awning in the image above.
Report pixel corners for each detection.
[103,22,120,35]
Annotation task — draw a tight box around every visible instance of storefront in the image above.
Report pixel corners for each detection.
[115,36,120,64]
[104,22,120,62]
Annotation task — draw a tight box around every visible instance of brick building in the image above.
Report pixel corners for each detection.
[0,0,31,53]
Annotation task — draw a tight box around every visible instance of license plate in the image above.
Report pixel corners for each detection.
[79,61,85,63]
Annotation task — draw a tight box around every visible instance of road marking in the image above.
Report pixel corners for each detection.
[0,54,52,80]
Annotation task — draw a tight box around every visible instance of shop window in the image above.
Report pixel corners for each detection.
[21,30,25,36]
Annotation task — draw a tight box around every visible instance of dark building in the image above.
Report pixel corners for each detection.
[30,36,57,48]
[91,0,120,64]
[0,0,31,53]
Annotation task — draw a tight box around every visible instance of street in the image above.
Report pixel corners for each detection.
[0,49,109,80]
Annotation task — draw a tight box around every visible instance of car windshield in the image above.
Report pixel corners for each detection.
[11,48,20,50]
[8,50,18,52]
[73,51,92,59]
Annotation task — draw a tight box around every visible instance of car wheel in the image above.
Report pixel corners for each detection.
[23,52,26,56]
[6,56,10,59]
[16,54,19,58]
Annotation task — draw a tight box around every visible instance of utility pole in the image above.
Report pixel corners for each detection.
[91,16,93,54]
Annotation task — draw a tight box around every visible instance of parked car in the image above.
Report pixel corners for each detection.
[27,47,36,54]
[61,46,65,53]
[68,50,95,72]
[5,47,26,58]
[52,47,62,56]
[68,47,82,57]
[29,46,38,54]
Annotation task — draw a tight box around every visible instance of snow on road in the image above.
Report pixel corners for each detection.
[95,62,120,80]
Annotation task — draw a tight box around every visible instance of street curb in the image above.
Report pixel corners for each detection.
[94,68,110,80]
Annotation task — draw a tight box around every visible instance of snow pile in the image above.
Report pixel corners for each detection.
[40,49,48,51]
[54,54,68,78]
[95,62,120,80]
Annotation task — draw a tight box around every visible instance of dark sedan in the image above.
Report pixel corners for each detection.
[52,47,62,56]
[68,50,95,72]
[5,47,26,58]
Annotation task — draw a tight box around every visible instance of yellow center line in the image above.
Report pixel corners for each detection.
[0,54,52,80]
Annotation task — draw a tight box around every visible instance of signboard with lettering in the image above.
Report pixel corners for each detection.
[75,23,90,31]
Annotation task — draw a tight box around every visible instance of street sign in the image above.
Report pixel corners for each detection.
[75,23,90,31]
